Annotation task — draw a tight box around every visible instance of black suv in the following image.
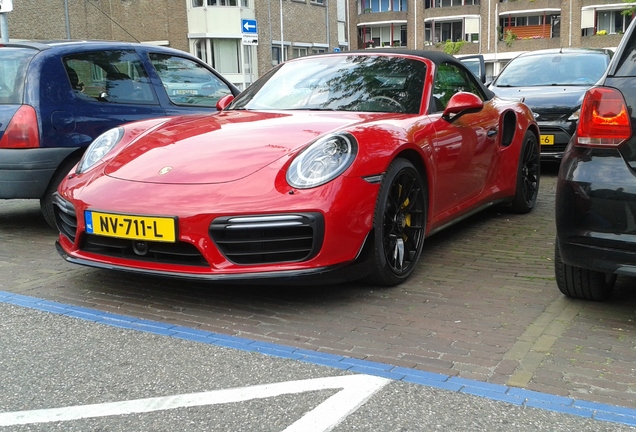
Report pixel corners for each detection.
[554,25,636,300]
[0,41,239,227]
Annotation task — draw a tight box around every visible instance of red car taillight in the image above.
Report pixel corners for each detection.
[576,87,631,148]
[0,105,40,149]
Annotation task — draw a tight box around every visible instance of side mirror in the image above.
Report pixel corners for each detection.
[216,94,235,111]
[442,92,483,122]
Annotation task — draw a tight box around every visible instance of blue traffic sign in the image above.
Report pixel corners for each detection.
[241,19,257,34]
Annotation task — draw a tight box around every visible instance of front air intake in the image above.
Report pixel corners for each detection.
[209,213,324,265]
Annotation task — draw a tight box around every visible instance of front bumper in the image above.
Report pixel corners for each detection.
[536,120,575,160]
[55,240,375,285]
[54,172,380,282]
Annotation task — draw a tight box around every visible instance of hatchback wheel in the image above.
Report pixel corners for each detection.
[554,241,616,301]
[41,156,80,229]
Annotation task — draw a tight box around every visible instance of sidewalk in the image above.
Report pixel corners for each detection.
[1,297,635,431]
[1,166,635,422]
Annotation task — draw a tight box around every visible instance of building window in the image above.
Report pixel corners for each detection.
[358,25,406,48]
[425,0,478,8]
[425,21,464,43]
[193,0,203,6]
[597,10,633,34]
[207,0,238,5]
[192,38,241,74]
[293,47,309,58]
[359,0,407,13]
[500,15,547,27]
[272,46,286,66]
[500,14,556,39]
[311,0,325,4]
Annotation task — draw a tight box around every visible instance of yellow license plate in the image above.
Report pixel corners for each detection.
[540,134,554,145]
[85,211,176,242]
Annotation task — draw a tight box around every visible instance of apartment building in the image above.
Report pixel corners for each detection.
[3,0,347,89]
[349,0,631,77]
[4,1,189,51]
[3,0,630,84]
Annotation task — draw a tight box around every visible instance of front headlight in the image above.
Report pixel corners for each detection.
[287,133,358,189]
[76,127,124,174]
[568,108,581,122]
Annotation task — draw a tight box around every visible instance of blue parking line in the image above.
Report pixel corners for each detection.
[2,290,635,428]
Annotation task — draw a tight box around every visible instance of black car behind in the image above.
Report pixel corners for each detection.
[554,27,636,300]
[489,48,612,161]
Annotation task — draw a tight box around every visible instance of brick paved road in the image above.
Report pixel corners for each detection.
[1,164,635,409]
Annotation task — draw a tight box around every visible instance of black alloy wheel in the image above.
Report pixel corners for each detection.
[367,158,427,286]
[509,130,540,214]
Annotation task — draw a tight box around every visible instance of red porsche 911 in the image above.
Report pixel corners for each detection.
[54,50,540,286]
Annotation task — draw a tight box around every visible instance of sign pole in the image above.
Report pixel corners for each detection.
[0,0,13,43]
[241,19,258,88]
[280,0,284,63]
[0,14,8,43]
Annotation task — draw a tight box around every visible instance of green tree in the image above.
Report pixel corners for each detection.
[444,40,465,55]
[622,0,636,16]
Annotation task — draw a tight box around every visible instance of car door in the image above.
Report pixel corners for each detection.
[42,49,166,151]
[428,61,500,218]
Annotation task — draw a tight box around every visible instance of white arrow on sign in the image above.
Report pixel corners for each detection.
[0,374,391,431]
[243,21,256,32]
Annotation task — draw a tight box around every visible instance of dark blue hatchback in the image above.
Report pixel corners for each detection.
[0,40,240,227]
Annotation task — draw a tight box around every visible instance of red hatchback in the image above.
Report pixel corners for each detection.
[54,50,540,286]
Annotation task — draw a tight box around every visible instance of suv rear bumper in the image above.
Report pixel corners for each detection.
[557,238,636,276]
[556,147,636,275]
[0,147,78,199]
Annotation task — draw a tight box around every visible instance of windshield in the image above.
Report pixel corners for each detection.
[0,47,35,104]
[494,52,610,87]
[229,55,427,114]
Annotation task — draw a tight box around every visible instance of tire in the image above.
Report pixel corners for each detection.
[365,158,427,286]
[40,156,80,229]
[554,241,616,301]
[508,130,540,214]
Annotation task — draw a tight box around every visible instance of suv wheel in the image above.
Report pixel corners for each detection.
[554,241,616,301]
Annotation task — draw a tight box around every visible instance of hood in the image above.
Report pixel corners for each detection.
[490,85,587,114]
[104,110,372,184]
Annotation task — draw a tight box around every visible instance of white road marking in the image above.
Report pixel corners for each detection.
[0,374,390,430]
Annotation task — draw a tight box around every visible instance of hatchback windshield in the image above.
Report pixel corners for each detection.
[0,48,35,104]
[494,52,609,87]
[229,55,427,114]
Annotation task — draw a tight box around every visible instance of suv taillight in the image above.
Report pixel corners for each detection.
[576,87,631,148]
[0,105,40,149]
